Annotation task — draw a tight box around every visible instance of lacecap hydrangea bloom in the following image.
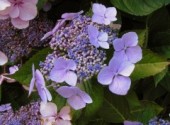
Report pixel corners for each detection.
[0,0,38,29]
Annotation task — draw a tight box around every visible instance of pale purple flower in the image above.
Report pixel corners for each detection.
[97,57,135,95]
[57,86,92,110]
[88,25,109,49]
[49,57,77,86]
[61,10,84,20]
[0,51,8,65]
[124,121,143,125]
[29,64,52,103]
[0,0,38,29]
[92,3,117,25]
[113,32,142,63]
[9,65,19,74]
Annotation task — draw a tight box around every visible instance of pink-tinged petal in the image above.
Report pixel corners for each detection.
[123,32,138,47]
[98,41,109,49]
[109,76,131,95]
[113,38,124,51]
[78,90,92,104]
[88,25,99,47]
[19,2,37,21]
[59,106,71,120]
[126,46,142,63]
[0,6,11,15]
[0,14,9,19]
[0,51,8,65]
[124,121,143,125]
[0,0,11,11]
[57,86,76,98]
[44,87,52,101]
[92,15,104,24]
[9,6,19,18]
[105,7,117,21]
[118,61,135,77]
[68,95,86,110]
[56,119,71,125]
[11,18,29,29]
[40,102,57,117]
[97,66,114,85]
[65,71,77,86]
[103,18,110,25]
[92,3,106,16]
[98,32,108,42]
[49,69,66,83]
[67,60,76,70]
[9,65,19,74]
[35,69,45,86]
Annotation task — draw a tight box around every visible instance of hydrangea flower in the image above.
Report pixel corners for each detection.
[49,57,77,86]
[124,121,143,125]
[92,3,117,25]
[0,51,8,65]
[97,57,135,95]
[0,0,11,11]
[0,0,38,29]
[57,86,92,110]
[29,64,52,103]
[40,102,71,125]
[113,32,142,63]
[88,25,109,49]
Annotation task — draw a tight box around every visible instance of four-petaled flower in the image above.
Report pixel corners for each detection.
[40,102,72,125]
[88,25,109,49]
[49,57,77,86]
[92,3,117,25]
[29,64,52,103]
[0,0,38,29]
[98,57,135,95]
[113,32,142,63]
[57,86,92,110]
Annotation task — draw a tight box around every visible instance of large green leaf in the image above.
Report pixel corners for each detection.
[131,49,169,80]
[12,48,52,85]
[154,68,168,86]
[110,0,170,16]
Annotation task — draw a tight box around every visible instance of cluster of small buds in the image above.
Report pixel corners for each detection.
[149,117,170,125]
[0,14,54,63]
[41,14,118,81]
[0,102,41,125]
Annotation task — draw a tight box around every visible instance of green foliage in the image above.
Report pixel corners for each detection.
[12,48,52,85]
[37,0,47,10]
[110,0,170,16]
[154,68,168,86]
[131,49,169,81]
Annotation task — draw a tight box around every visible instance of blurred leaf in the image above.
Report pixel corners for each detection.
[12,48,52,85]
[135,29,148,47]
[131,49,169,80]
[111,0,170,16]
[160,72,170,92]
[37,0,47,10]
[154,67,168,86]
[131,101,163,124]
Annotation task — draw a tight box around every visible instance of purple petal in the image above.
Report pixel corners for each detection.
[11,18,29,29]
[67,59,76,70]
[35,70,45,86]
[78,90,92,104]
[65,71,77,86]
[44,87,52,101]
[88,25,99,47]
[124,121,143,125]
[98,32,108,42]
[67,95,86,110]
[53,57,67,70]
[98,41,109,49]
[126,46,142,63]
[108,57,122,72]
[0,51,8,65]
[97,66,114,85]
[113,51,128,62]
[109,76,131,95]
[61,10,83,20]
[118,61,135,77]
[0,0,11,11]
[103,18,111,25]
[58,106,71,120]
[49,68,66,83]
[105,7,117,21]
[92,3,106,17]
[9,6,19,18]
[9,65,19,74]
[113,38,124,51]
[57,86,76,98]
[92,14,104,24]
[122,32,138,47]
[28,64,35,96]
[38,88,47,103]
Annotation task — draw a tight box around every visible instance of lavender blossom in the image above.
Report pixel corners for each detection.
[92,3,117,25]
[113,32,142,63]
[0,0,11,11]
[57,86,92,110]
[29,64,52,103]
[0,51,8,65]
[49,57,77,86]
[124,121,143,125]
[88,25,109,49]
[97,57,135,95]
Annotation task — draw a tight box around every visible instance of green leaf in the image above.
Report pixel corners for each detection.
[154,67,168,86]
[131,101,163,124]
[12,48,52,85]
[160,72,170,92]
[134,29,148,47]
[131,49,169,81]
[110,0,170,16]
[37,0,47,10]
